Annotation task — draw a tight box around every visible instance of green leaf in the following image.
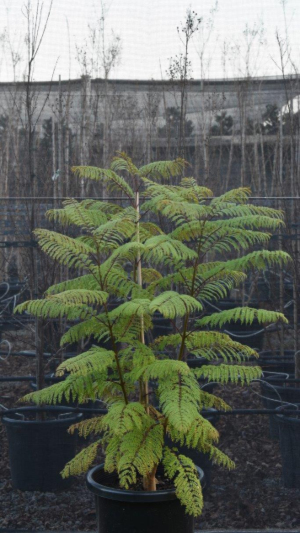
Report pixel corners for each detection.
[185,331,258,362]
[139,158,187,180]
[193,364,262,385]
[61,441,101,478]
[158,372,200,432]
[119,421,164,488]
[197,307,288,329]
[144,234,197,264]
[163,447,203,516]
[34,229,94,270]
[15,297,95,321]
[55,347,115,377]
[149,291,202,318]
[72,166,135,198]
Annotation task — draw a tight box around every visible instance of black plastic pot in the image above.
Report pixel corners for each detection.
[29,380,107,444]
[258,350,295,374]
[276,404,300,489]
[165,408,219,488]
[225,329,264,350]
[187,357,207,369]
[147,312,172,343]
[86,463,205,533]
[2,406,82,491]
[260,375,300,440]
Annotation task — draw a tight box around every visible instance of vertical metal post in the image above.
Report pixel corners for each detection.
[279,108,284,358]
[52,115,57,207]
[34,243,44,391]
[58,74,63,199]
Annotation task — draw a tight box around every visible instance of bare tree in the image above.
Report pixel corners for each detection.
[0,0,56,390]
[141,90,161,163]
[75,1,121,195]
[167,9,201,159]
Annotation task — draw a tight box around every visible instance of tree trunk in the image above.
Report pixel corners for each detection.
[143,465,158,491]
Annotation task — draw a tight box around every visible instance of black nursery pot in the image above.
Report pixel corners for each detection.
[29,380,107,444]
[225,329,264,351]
[258,350,295,374]
[149,311,172,341]
[2,406,82,491]
[187,357,207,369]
[260,375,300,440]
[86,464,205,533]
[276,404,300,489]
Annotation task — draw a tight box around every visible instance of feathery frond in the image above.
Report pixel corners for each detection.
[72,166,135,199]
[163,447,203,516]
[185,331,258,362]
[15,297,96,321]
[118,421,164,488]
[197,307,288,329]
[68,416,105,438]
[149,291,202,318]
[46,199,108,230]
[158,371,200,432]
[55,347,115,377]
[34,229,94,269]
[139,158,187,180]
[46,274,101,295]
[61,441,101,478]
[193,364,262,385]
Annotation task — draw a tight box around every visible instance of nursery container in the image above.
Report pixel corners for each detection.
[2,406,82,491]
[260,375,300,439]
[148,311,172,341]
[225,328,264,350]
[86,463,205,533]
[276,404,300,489]
[258,350,295,374]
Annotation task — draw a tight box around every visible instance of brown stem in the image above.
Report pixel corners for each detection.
[95,245,128,404]
[178,313,190,361]
[178,237,203,361]
[143,465,158,491]
[135,190,150,411]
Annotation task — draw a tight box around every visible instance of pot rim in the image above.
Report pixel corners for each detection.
[261,380,300,397]
[259,350,296,357]
[275,403,300,424]
[187,356,208,368]
[86,463,204,503]
[2,406,83,426]
[261,373,295,384]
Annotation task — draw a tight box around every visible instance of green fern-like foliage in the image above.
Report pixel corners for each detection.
[15,153,291,517]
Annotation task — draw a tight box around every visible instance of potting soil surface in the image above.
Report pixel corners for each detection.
[1,355,300,531]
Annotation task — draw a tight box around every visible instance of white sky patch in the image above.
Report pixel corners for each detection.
[0,0,300,81]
